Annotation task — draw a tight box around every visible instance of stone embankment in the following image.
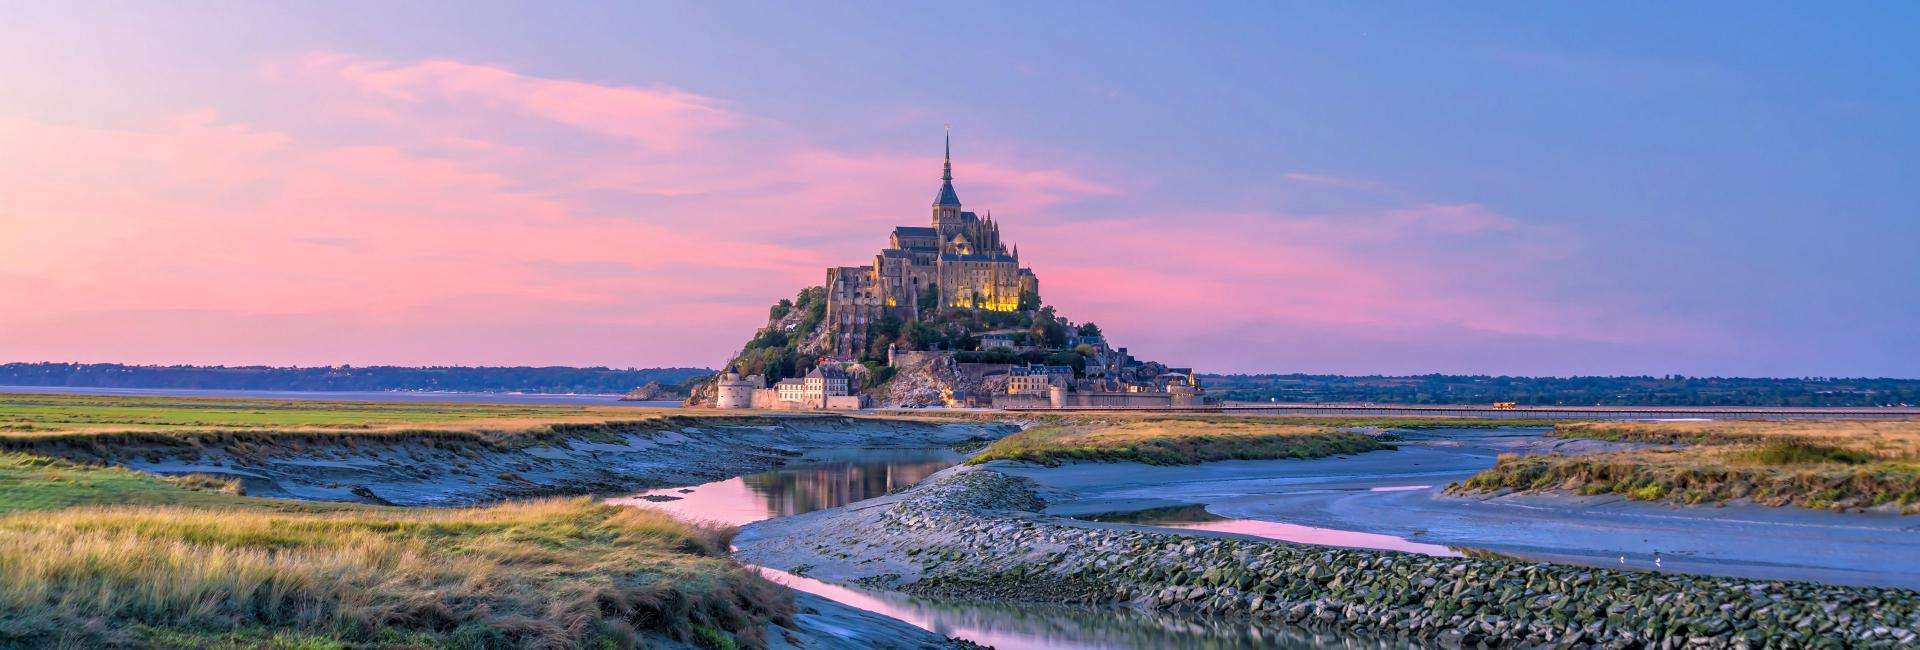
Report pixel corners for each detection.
[834,468,1920,648]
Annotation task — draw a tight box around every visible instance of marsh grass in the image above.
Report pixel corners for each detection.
[1455,419,1920,511]
[0,394,887,648]
[1732,439,1879,466]
[966,419,1390,466]
[0,392,710,437]
[0,453,335,515]
[899,410,1551,430]
[0,497,789,648]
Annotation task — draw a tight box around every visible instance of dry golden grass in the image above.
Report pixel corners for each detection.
[1556,419,1920,457]
[0,497,788,648]
[1456,419,1920,511]
[967,418,1390,466]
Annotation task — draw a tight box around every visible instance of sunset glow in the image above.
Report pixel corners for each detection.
[3,4,1912,375]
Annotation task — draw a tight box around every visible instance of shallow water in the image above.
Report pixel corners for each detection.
[614,449,1401,649]
[607,448,962,526]
[1079,502,1466,557]
[1002,428,1920,589]
[757,565,1405,649]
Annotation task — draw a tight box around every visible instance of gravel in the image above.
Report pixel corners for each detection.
[750,465,1920,649]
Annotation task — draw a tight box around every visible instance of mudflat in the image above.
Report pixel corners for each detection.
[994,427,1920,588]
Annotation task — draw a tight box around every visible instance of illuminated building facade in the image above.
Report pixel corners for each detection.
[825,132,1039,356]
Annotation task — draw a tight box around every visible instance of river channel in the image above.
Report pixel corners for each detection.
[610,449,1406,649]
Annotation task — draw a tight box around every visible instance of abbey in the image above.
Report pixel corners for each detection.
[824,134,1039,356]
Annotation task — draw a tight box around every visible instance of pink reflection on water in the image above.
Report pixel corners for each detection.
[1159,519,1463,557]
[607,477,769,527]
[607,456,955,527]
[753,565,1108,649]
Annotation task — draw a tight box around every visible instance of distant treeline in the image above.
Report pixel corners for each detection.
[0,363,714,395]
[1199,374,1920,407]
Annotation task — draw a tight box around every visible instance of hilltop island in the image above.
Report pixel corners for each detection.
[689,134,1204,410]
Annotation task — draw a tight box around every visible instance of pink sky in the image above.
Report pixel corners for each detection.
[0,52,1711,373]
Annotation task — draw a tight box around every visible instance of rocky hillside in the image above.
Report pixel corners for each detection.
[690,283,1163,408]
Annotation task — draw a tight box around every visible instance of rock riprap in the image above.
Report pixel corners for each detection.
[873,468,1920,648]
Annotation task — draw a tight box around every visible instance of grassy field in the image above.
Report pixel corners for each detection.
[900,409,1553,429]
[1452,419,1920,511]
[0,394,796,649]
[966,417,1393,466]
[0,393,684,436]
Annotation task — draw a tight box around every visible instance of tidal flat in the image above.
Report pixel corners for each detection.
[7,394,1919,648]
[0,393,1005,648]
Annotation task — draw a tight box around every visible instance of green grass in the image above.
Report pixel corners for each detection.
[967,419,1391,466]
[1733,439,1879,466]
[0,453,348,515]
[0,393,687,436]
[0,394,798,648]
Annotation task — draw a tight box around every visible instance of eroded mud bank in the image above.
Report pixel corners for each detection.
[4,416,1014,506]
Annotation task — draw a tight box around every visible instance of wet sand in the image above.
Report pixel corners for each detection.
[991,428,1920,589]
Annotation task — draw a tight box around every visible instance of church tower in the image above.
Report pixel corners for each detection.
[932,127,962,231]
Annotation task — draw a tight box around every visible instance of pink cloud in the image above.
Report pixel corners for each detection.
[0,52,1689,372]
[287,52,739,151]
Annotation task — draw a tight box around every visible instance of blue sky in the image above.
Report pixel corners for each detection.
[2,3,1914,375]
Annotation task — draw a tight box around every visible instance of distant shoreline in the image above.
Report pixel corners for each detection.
[0,385,684,407]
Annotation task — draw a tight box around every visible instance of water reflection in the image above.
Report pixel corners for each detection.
[612,453,1407,648]
[1081,504,1464,557]
[758,566,1409,650]
[609,449,959,526]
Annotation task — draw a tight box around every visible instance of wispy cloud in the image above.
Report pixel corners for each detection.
[0,52,1684,371]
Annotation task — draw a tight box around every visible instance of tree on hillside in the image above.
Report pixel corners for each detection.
[1017,288,1041,312]
[919,282,940,317]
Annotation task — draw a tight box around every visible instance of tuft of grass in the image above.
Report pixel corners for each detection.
[1452,420,1920,512]
[165,472,247,494]
[1731,439,1879,466]
[966,419,1391,466]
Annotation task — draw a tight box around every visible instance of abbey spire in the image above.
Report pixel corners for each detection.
[932,126,963,228]
[934,126,961,207]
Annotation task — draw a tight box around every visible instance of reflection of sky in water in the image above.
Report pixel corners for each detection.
[757,566,1408,650]
[1156,519,1463,557]
[607,450,959,527]
[1082,500,1464,557]
[611,452,1406,648]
